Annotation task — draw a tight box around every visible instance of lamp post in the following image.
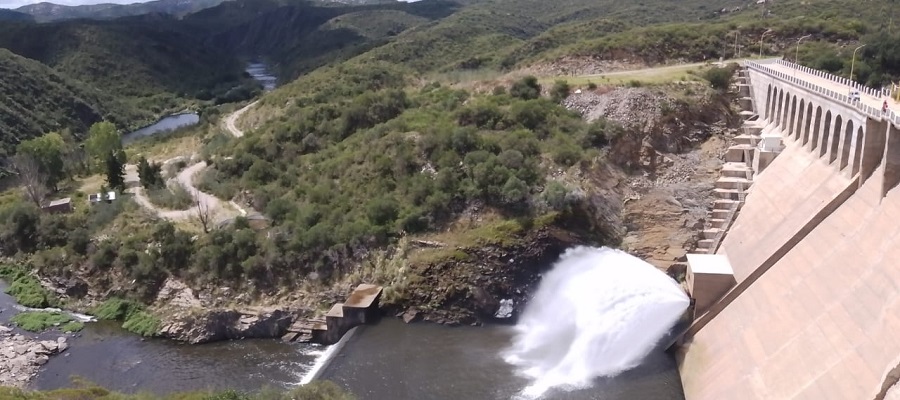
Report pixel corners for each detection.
[759,29,773,59]
[850,44,866,83]
[794,34,811,76]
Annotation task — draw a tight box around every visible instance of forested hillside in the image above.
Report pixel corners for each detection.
[16,0,228,23]
[0,49,112,156]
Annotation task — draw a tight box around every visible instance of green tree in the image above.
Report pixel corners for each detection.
[17,132,65,191]
[510,76,541,100]
[137,156,163,189]
[86,121,125,169]
[105,151,125,190]
[703,67,733,91]
[550,80,571,103]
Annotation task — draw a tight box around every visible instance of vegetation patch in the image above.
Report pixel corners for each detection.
[94,298,161,337]
[0,265,57,308]
[10,311,82,333]
[146,183,194,210]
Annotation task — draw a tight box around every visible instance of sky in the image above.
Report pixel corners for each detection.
[0,0,151,9]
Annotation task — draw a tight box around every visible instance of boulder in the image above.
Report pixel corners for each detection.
[401,309,420,324]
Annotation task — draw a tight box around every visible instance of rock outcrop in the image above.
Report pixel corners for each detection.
[0,325,68,387]
[158,307,294,344]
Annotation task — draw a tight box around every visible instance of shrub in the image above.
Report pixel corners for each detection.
[550,80,571,103]
[587,82,598,90]
[703,67,733,90]
[509,76,541,100]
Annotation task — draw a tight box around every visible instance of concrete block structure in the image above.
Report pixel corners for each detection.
[685,254,735,316]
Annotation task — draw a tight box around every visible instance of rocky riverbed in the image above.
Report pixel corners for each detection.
[0,325,68,387]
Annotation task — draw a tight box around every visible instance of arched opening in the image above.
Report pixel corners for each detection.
[840,120,854,170]
[765,84,772,119]
[776,90,784,127]
[788,96,798,137]
[795,99,806,141]
[852,126,864,176]
[829,115,843,163]
[782,94,792,129]
[820,110,832,157]
[802,102,813,145]
[770,88,779,120]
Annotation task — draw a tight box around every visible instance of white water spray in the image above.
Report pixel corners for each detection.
[504,246,689,398]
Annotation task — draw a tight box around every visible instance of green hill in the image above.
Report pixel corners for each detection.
[16,0,229,23]
[0,48,112,156]
[0,17,249,129]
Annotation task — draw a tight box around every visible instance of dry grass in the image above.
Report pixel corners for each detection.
[540,58,746,87]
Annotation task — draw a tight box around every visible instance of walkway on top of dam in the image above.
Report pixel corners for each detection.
[754,59,900,127]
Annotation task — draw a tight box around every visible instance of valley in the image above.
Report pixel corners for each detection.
[0,0,898,398]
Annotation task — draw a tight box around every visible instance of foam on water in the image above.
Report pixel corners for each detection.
[504,246,689,398]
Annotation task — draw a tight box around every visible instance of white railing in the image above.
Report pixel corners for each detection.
[745,59,900,128]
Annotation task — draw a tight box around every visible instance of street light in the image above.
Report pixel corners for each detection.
[850,44,866,83]
[759,29,773,58]
[794,34,811,76]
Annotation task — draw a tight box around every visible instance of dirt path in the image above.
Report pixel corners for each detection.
[223,101,256,138]
[127,161,236,221]
[127,103,258,223]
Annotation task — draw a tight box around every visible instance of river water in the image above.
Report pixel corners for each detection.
[319,319,684,400]
[14,245,684,399]
[247,62,277,91]
[121,113,200,145]
[119,62,276,145]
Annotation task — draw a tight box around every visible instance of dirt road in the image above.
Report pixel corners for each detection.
[223,101,256,138]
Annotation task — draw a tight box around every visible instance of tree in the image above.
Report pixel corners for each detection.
[104,151,125,191]
[704,67,733,91]
[12,154,48,207]
[17,132,66,191]
[137,156,163,189]
[195,190,216,233]
[550,80,571,103]
[510,76,541,100]
[86,121,125,169]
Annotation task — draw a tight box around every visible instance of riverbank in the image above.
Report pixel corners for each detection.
[0,325,68,387]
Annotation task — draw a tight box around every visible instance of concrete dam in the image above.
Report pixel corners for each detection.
[677,58,900,399]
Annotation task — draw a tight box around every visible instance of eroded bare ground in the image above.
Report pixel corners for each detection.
[620,134,731,270]
[565,85,737,272]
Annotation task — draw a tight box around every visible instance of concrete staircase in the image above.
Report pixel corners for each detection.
[694,67,758,254]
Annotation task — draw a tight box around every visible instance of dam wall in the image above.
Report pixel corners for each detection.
[679,59,900,399]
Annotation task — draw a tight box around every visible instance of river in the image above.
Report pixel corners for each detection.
[18,246,683,398]
[121,113,200,145]
[246,62,277,91]
[120,62,277,145]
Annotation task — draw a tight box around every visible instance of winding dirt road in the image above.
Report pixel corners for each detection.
[128,101,256,221]
[223,101,256,138]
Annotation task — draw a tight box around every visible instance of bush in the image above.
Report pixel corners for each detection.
[550,80,571,103]
[11,311,74,332]
[510,76,541,100]
[703,67,733,90]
